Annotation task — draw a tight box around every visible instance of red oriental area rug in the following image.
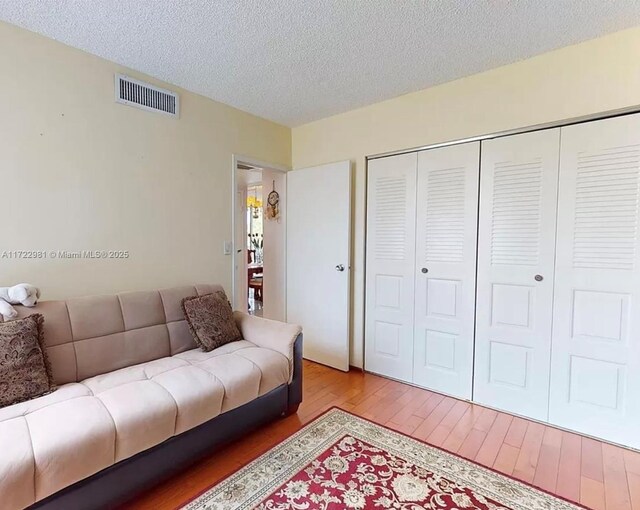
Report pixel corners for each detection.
[181,408,584,510]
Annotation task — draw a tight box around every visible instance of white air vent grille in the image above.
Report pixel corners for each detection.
[115,74,179,117]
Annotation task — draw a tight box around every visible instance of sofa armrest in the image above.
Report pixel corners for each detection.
[233,312,302,381]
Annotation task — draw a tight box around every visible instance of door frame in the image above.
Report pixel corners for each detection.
[231,154,289,315]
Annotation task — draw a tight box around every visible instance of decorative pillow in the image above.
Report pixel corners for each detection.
[0,314,55,408]
[182,291,242,352]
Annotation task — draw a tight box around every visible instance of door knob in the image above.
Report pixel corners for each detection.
[421,268,429,274]
[335,264,345,272]
[534,274,543,282]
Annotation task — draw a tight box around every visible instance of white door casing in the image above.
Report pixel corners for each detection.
[549,114,640,448]
[413,142,480,399]
[234,185,249,312]
[286,161,352,371]
[365,153,417,382]
[474,129,560,421]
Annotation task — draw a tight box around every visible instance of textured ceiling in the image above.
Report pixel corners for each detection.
[1,1,640,126]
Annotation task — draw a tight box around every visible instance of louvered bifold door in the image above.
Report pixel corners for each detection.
[473,129,560,421]
[413,142,480,399]
[365,153,417,382]
[549,114,640,448]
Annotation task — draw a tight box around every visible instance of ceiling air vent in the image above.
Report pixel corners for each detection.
[115,74,179,118]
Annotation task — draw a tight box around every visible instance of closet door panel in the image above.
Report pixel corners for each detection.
[474,129,560,421]
[550,114,640,448]
[365,153,417,382]
[413,142,479,399]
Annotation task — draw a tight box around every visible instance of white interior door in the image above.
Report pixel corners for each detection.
[286,161,351,371]
[413,142,479,399]
[365,153,417,382]
[549,114,640,448]
[474,129,560,421]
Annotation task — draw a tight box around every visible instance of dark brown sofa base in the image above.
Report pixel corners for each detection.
[30,334,303,510]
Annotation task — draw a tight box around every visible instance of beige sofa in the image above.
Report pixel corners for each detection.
[0,284,303,510]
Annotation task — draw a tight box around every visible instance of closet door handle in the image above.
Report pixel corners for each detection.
[534,274,544,282]
[336,264,345,272]
[421,268,429,274]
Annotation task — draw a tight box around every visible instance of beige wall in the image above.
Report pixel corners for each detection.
[262,168,287,322]
[1,21,291,300]
[5,19,640,369]
[292,26,640,368]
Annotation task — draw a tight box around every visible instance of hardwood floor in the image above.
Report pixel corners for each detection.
[124,361,640,510]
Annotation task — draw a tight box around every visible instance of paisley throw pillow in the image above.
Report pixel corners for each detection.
[0,314,55,408]
[182,292,242,352]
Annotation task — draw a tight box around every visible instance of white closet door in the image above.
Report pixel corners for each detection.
[474,129,560,421]
[365,153,417,382]
[413,142,479,399]
[549,114,640,448]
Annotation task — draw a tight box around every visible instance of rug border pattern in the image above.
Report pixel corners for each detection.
[181,407,587,510]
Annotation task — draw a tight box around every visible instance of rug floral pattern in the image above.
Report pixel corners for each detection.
[259,435,507,509]
[183,409,583,510]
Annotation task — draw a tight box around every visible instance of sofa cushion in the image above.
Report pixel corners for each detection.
[10,284,226,386]
[0,314,55,408]
[74,324,172,381]
[26,396,116,500]
[234,347,291,396]
[187,352,261,412]
[97,381,177,462]
[0,339,290,508]
[0,383,91,423]
[173,340,290,411]
[152,366,225,434]
[118,291,166,330]
[166,320,195,355]
[80,357,188,394]
[182,292,242,352]
[67,295,125,341]
[173,339,256,361]
[79,357,225,426]
[0,418,35,510]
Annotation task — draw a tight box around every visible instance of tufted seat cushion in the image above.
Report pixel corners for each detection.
[0,340,290,509]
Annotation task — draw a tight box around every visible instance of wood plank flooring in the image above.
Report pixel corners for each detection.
[124,361,640,510]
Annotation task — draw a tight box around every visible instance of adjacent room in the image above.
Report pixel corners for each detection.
[2,2,640,509]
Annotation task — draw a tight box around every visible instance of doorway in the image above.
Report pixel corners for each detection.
[232,157,287,321]
[245,173,264,316]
